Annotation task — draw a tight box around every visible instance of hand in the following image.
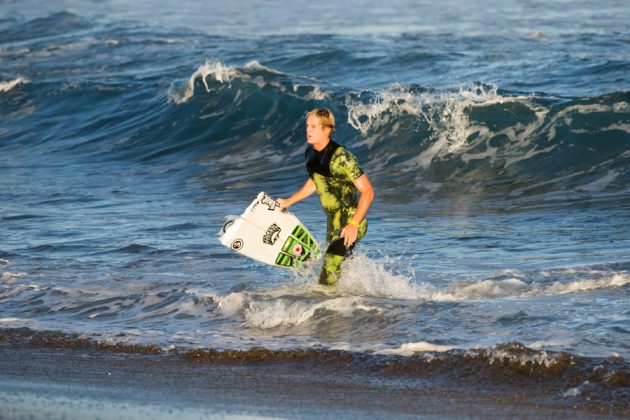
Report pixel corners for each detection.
[277,198,290,211]
[340,224,358,247]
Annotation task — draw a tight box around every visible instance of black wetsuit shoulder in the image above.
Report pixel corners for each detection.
[305,140,340,178]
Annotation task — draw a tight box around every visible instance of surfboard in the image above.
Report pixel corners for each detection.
[220,192,320,269]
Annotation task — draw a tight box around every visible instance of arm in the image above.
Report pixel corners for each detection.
[277,178,317,210]
[341,173,375,247]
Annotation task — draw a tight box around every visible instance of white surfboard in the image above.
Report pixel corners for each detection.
[220,192,320,269]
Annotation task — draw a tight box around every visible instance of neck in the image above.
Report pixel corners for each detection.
[313,138,331,152]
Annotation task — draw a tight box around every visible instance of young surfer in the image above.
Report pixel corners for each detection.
[277,108,375,285]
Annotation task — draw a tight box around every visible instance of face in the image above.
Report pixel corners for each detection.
[306,114,332,150]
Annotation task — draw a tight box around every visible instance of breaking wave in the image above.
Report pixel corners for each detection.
[2,328,628,412]
[5,259,626,342]
[0,77,28,93]
[3,50,628,203]
[156,60,630,200]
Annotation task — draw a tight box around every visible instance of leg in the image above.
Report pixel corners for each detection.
[318,251,345,286]
[318,216,367,286]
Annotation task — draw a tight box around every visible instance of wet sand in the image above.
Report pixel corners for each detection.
[1,339,622,420]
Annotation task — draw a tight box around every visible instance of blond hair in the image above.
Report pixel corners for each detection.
[306,108,336,133]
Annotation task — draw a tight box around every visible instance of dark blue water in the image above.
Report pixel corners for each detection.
[1,0,630,405]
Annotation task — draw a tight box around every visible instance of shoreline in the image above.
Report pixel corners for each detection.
[1,335,625,419]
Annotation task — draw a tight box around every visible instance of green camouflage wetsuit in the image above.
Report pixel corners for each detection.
[306,140,368,285]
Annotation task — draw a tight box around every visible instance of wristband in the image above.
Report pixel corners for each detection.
[349,218,360,228]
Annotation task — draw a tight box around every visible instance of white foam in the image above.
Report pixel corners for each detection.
[547,101,626,143]
[345,82,553,172]
[0,317,32,324]
[169,59,240,104]
[527,338,577,351]
[487,348,562,369]
[243,298,317,328]
[543,273,630,295]
[333,254,630,301]
[242,60,285,75]
[243,296,379,329]
[610,273,630,287]
[215,291,248,317]
[562,386,582,398]
[562,381,589,398]
[0,77,27,93]
[211,282,383,329]
[377,341,454,356]
[602,122,630,134]
[444,272,630,300]
[1,272,27,281]
[293,83,328,101]
[169,58,331,104]
[440,278,530,300]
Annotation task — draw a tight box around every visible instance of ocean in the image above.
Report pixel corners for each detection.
[1,0,629,415]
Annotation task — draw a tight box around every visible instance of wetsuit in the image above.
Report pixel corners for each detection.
[305,140,368,285]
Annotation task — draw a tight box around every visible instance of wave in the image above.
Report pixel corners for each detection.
[345,84,630,199]
[2,327,628,411]
[2,260,628,334]
[0,77,27,93]
[2,39,629,202]
[209,259,630,332]
[166,60,630,201]
[1,271,27,281]
[7,260,624,342]
[168,59,330,105]
[333,254,630,301]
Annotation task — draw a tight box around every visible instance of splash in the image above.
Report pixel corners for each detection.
[206,256,630,336]
[335,253,437,300]
[334,254,630,301]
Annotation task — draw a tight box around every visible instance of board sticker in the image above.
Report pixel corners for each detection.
[221,192,320,269]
